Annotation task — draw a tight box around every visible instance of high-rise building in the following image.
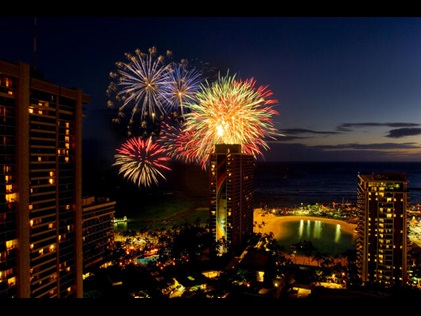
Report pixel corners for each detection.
[356,172,410,289]
[0,60,90,298]
[209,144,255,253]
[82,196,116,273]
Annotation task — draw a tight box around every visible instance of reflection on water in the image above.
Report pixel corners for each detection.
[335,224,341,243]
[114,222,128,231]
[277,219,356,256]
[298,220,325,239]
[114,214,356,256]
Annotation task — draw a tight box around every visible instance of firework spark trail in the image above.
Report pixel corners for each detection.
[157,117,201,165]
[108,48,281,182]
[161,60,203,117]
[112,136,172,188]
[106,47,173,136]
[181,71,280,169]
[107,47,208,138]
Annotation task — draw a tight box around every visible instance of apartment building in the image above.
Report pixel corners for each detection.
[356,172,410,288]
[0,60,90,298]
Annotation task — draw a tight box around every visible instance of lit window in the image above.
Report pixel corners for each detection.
[5,193,16,203]
[6,240,14,250]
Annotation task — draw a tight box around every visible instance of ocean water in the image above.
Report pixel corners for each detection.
[253,161,421,208]
[105,160,420,254]
[84,160,421,215]
[253,161,421,255]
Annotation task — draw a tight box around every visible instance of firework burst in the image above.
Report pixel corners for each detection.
[157,117,201,165]
[161,60,203,117]
[112,136,172,189]
[106,46,173,136]
[182,71,280,169]
[107,47,207,137]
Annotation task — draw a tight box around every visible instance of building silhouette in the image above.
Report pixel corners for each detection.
[0,60,90,298]
[209,144,255,253]
[356,172,410,289]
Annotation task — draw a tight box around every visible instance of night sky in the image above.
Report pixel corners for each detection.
[2,16,421,162]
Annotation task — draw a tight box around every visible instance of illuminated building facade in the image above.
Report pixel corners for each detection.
[356,172,410,289]
[0,60,89,298]
[82,196,116,272]
[209,144,255,253]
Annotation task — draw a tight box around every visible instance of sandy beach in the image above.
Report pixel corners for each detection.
[254,210,357,237]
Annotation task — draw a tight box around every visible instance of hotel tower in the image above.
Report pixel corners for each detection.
[0,60,89,298]
[209,144,255,253]
[356,172,410,289]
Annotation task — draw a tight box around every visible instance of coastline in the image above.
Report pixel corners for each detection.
[254,210,357,237]
[253,210,357,266]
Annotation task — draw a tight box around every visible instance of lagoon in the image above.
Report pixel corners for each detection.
[257,212,357,256]
[275,218,356,255]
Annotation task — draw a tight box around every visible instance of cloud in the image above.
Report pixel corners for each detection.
[336,122,420,132]
[262,142,421,162]
[317,142,420,150]
[280,128,339,135]
[273,128,340,141]
[271,135,307,142]
[386,128,421,138]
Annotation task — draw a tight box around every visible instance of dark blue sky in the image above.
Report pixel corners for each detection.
[2,16,421,162]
